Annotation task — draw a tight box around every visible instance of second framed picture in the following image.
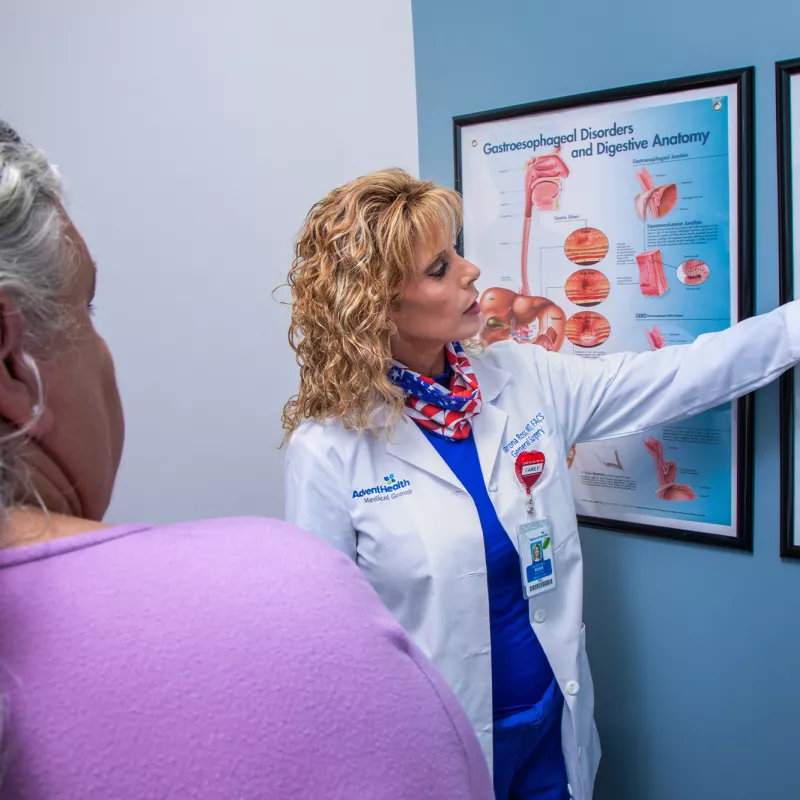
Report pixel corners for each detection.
[454,67,755,548]
[777,58,800,559]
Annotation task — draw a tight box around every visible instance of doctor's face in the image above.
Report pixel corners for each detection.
[391,231,482,360]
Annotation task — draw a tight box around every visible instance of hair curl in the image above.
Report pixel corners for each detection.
[281,168,462,438]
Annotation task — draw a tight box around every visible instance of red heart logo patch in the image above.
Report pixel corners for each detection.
[515,450,546,491]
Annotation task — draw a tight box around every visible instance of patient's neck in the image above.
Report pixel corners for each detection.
[0,440,111,549]
[1,507,109,550]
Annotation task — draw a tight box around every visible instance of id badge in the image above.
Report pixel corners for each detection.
[517,518,557,599]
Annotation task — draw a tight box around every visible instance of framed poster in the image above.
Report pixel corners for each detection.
[777,58,800,559]
[454,68,755,548]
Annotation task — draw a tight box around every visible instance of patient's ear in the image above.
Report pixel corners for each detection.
[0,293,43,430]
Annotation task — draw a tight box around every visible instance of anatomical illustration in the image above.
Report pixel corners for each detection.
[602,448,623,470]
[634,167,678,220]
[677,259,710,286]
[481,147,569,350]
[563,227,609,267]
[588,445,624,470]
[464,101,734,532]
[566,444,577,469]
[523,146,571,213]
[645,324,665,351]
[564,269,610,307]
[636,249,670,296]
[565,311,611,348]
[642,436,697,502]
[521,147,570,293]
[481,288,566,349]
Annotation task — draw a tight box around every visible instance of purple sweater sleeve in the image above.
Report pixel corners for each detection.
[0,517,493,800]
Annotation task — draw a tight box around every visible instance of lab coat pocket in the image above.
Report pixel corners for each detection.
[529,433,579,550]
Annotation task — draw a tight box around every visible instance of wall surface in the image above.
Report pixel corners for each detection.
[0,0,419,523]
[412,1,800,798]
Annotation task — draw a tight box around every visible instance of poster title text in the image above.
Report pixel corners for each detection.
[482,123,712,159]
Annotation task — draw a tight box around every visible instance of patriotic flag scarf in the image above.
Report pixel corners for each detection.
[388,341,482,440]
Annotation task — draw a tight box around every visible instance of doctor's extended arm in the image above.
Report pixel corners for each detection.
[284,428,357,561]
[532,299,800,446]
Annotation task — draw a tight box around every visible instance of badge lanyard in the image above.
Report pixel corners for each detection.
[514,450,557,600]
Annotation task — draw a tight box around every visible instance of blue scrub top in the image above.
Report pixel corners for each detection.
[418,368,555,719]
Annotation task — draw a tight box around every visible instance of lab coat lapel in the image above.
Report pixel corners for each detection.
[385,349,512,491]
[385,416,464,491]
[471,356,512,486]
[472,403,510,486]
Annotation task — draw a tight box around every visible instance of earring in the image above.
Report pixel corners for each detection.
[21,352,44,423]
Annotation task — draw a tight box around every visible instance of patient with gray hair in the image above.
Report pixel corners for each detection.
[0,122,493,800]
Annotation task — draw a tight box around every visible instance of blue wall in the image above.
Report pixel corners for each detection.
[412,2,800,798]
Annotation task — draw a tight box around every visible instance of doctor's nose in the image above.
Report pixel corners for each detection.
[462,258,481,286]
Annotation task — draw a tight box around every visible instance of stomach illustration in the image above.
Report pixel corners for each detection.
[481,287,566,349]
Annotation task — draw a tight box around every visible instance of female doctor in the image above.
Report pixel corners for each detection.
[282,169,800,800]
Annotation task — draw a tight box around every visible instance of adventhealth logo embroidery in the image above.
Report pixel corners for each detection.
[353,473,413,503]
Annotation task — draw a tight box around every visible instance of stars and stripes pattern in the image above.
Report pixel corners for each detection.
[388,341,482,440]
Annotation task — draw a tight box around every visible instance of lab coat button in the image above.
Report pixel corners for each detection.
[533,608,547,623]
[565,681,580,696]
[488,482,498,492]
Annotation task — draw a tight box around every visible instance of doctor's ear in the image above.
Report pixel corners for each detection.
[0,294,45,431]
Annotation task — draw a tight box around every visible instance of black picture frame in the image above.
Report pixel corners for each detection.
[777,58,800,559]
[454,67,755,549]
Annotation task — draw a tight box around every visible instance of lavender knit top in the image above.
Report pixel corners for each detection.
[0,517,492,799]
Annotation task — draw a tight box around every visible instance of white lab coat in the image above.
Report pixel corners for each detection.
[284,301,800,800]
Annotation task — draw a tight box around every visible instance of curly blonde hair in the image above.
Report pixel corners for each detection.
[281,168,462,438]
